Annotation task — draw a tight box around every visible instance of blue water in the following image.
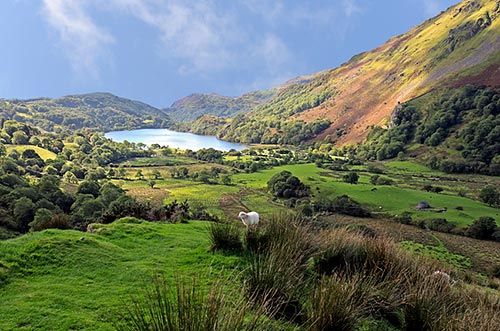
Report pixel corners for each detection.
[105,128,248,151]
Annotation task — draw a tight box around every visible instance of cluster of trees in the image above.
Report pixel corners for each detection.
[355,86,500,175]
[1,92,171,133]
[356,104,421,161]
[254,74,335,118]
[216,114,331,145]
[309,194,371,217]
[267,171,311,200]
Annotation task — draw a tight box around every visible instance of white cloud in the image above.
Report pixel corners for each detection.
[342,0,363,18]
[42,0,114,78]
[254,34,292,71]
[40,0,365,84]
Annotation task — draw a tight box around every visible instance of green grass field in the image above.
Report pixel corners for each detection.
[6,145,57,161]
[117,160,500,227]
[0,219,242,331]
[230,163,500,227]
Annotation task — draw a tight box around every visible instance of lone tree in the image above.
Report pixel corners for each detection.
[267,170,310,199]
[479,185,500,207]
[343,172,359,184]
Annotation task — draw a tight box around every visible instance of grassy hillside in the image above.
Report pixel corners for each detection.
[164,90,276,122]
[0,219,241,330]
[163,70,326,123]
[0,92,171,133]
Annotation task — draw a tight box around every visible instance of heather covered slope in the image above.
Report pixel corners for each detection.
[212,0,500,145]
[0,92,171,133]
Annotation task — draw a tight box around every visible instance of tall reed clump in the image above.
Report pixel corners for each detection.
[115,273,279,331]
[243,212,316,322]
[305,273,381,331]
[310,227,466,329]
[443,286,500,331]
[208,221,242,251]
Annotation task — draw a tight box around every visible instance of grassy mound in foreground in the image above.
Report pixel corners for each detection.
[0,218,241,331]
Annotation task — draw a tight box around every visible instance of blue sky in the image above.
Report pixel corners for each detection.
[0,0,458,108]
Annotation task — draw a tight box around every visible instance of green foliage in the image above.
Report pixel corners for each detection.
[216,114,331,145]
[479,185,500,207]
[267,170,311,199]
[1,93,171,133]
[343,171,359,184]
[466,216,498,240]
[314,195,371,217]
[360,86,500,175]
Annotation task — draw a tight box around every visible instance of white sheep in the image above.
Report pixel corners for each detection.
[238,211,260,227]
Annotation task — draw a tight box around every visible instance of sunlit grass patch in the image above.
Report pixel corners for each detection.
[0,220,242,331]
[5,144,57,161]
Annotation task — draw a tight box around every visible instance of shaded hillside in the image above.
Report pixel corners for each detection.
[214,0,500,145]
[163,90,276,122]
[0,92,171,133]
[163,71,327,122]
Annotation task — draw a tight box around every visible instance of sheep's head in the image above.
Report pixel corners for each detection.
[238,211,247,219]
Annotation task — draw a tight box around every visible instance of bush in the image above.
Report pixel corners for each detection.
[343,172,359,184]
[425,218,456,233]
[30,213,71,232]
[394,212,413,225]
[331,195,371,217]
[466,216,498,240]
[208,222,242,251]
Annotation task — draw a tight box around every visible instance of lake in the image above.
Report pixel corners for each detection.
[104,128,248,151]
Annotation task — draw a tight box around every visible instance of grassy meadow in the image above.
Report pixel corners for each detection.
[117,157,500,227]
[0,219,242,331]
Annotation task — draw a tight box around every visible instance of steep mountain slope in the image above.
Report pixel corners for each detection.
[0,92,170,133]
[290,0,500,144]
[215,0,500,145]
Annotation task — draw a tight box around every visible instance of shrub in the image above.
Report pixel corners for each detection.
[425,218,456,233]
[466,216,498,240]
[267,171,311,199]
[394,212,413,224]
[343,172,359,184]
[330,195,371,217]
[208,222,242,251]
[479,185,500,206]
